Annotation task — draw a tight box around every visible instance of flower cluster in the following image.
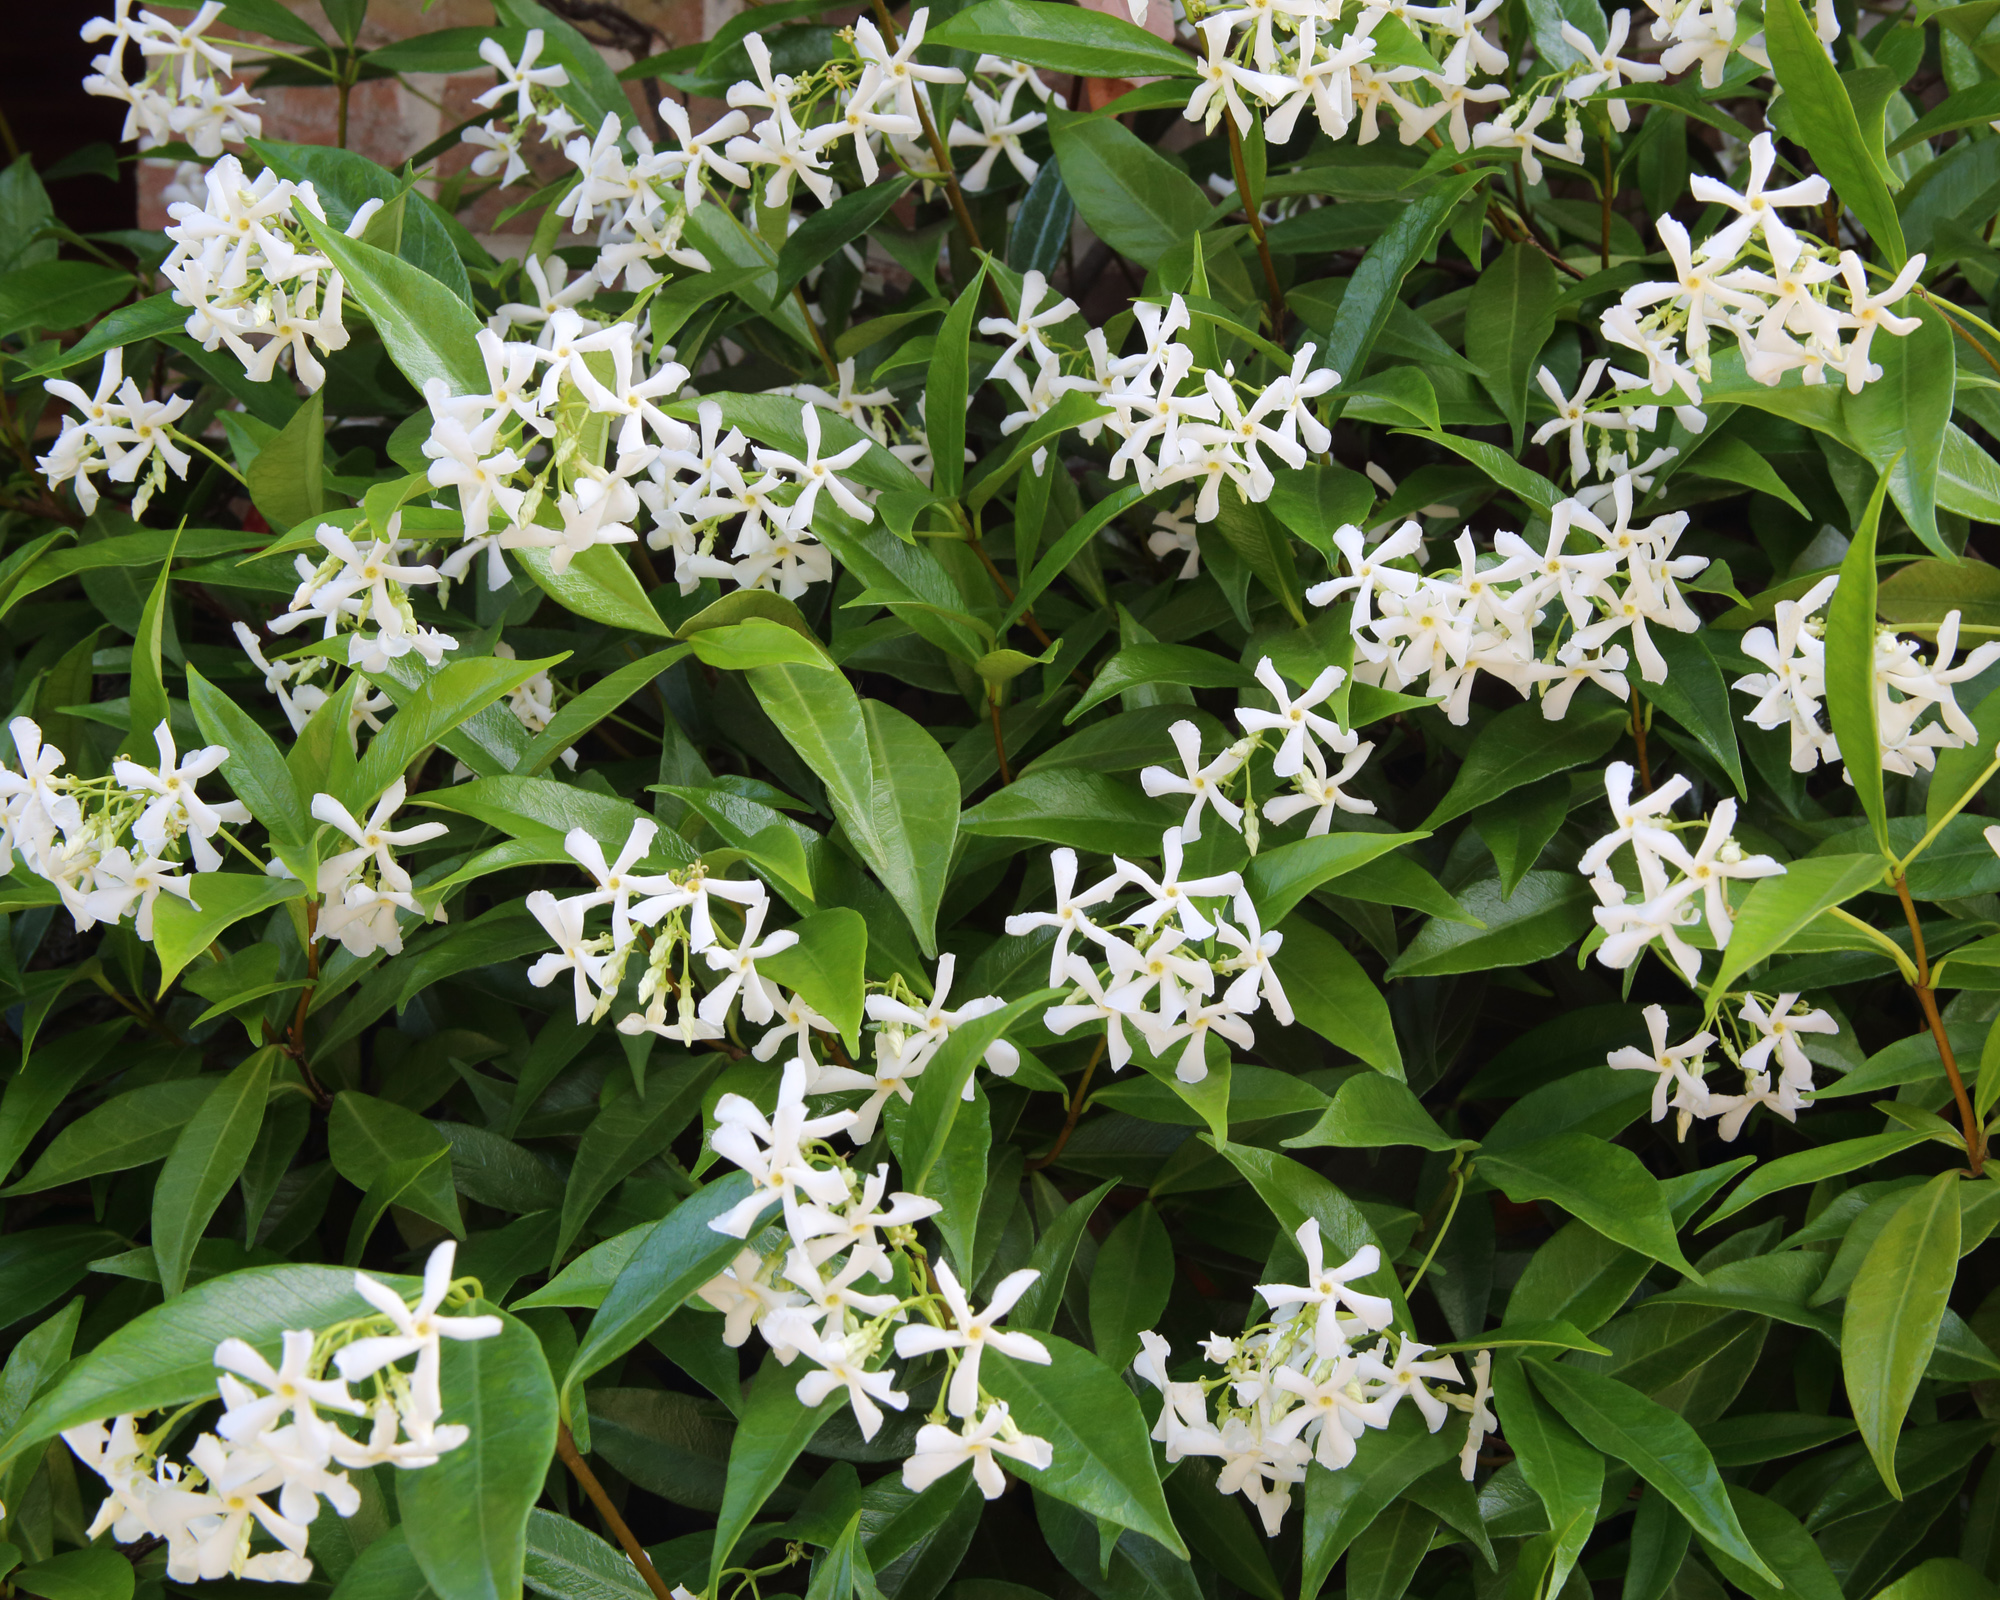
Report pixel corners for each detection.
[1578,761,1783,982]
[1134,1220,1494,1534]
[307,781,450,960]
[159,155,354,393]
[268,518,458,672]
[1732,576,2000,779]
[36,348,196,518]
[522,821,1024,1126]
[82,0,261,158]
[1604,133,1928,402]
[62,1242,499,1586]
[1006,838,1287,1082]
[1063,295,1337,523]
[0,717,248,942]
[695,1060,1056,1497]
[1610,995,1837,1142]
[462,30,580,189]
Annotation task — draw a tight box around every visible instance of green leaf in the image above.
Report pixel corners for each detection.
[926,261,988,503]
[517,544,672,637]
[554,1058,717,1266]
[1300,1407,1465,1600]
[1046,109,1210,269]
[1243,831,1425,925]
[894,989,1059,1195]
[401,1307,559,1600]
[523,1509,649,1600]
[355,652,566,803]
[221,0,328,46]
[14,1548,134,1600]
[1066,644,1255,723]
[246,387,326,537]
[1527,1361,1781,1586]
[1763,0,1906,266]
[1703,1131,1933,1228]
[4,1077,213,1196]
[1466,243,1559,451]
[565,1172,756,1406]
[1473,776,1570,899]
[0,261,130,341]
[1843,1171,1961,1497]
[756,908,867,1051]
[152,1050,275,1298]
[1386,871,1594,980]
[1701,1488,1845,1600]
[8,292,186,381]
[121,530,179,763]
[981,1333,1186,1556]
[187,664,313,871]
[1703,853,1887,1007]
[775,177,915,301]
[1209,1139,1410,1326]
[292,201,487,395]
[1320,171,1487,397]
[1088,1201,1173,1374]
[152,874,310,996]
[521,648,687,774]
[1347,1499,1436,1600]
[1845,303,1954,556]
[930,0,1197,76]
[1004,483,1148,629]
[0,1262,417,1468]
[1644,629,1747,798]
[1489,1358,1602,1599]
[1010,1180,1114,1332]
[709,1354,841,1595]
[1283,1073,1467,1153]
[747,664,958,957]
[1425,702,1626,829]
[1479,1131,1701,1279]
[1271,914,1403,1077]
[328,1090,462,1242]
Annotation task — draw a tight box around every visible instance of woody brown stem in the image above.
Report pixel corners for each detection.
[557,1424,676,1600]
[1027,1036,1105,1172]
[1893,873,1985,1175]
[1225,116,1285,337]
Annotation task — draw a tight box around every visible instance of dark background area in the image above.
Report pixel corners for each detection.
[4,8,137,234]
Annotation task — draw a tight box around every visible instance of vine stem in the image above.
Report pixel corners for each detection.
[557,1423,677,1600]
[1026,1035,1105,1172]
[864,0,1003,314]
[1629,693,1651,793]
[1224,115,1285,337]
[1891,871,1986,1175]
[989,694,1012,784]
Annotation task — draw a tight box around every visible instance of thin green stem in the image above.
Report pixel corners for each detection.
[1405,1164,1465,1297]
[1895,747,2000,875]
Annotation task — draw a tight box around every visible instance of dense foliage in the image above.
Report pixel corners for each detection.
[3,0,2000,1598]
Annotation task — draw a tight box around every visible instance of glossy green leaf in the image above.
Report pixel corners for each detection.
[982,1332,1186,1555]
[1088,1201,1173,1375]
[747,663,958,957]
[1763,0,1906,265]
[1046,109,1210,269]
[152,1050,275,1298]
[1527,1360,1780,1585]
[565,1171,756,1405]
[1844,1171,1962,1496]
[1479,1132,1701,1279]
[1270,914,1404,1077]
[1425,701,1626,828]
[402,1308,559,1600]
